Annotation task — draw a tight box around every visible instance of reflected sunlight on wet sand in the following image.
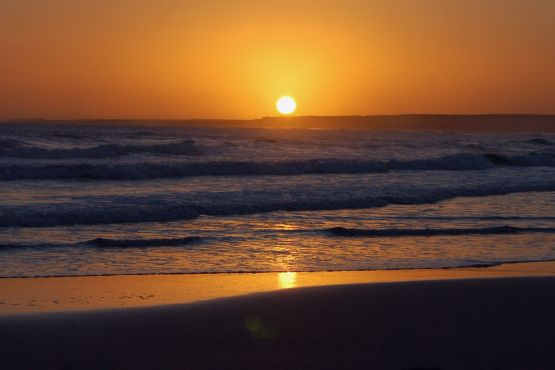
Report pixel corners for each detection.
[1,261,554,315]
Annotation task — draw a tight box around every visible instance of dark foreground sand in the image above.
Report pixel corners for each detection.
[1,277,554,370]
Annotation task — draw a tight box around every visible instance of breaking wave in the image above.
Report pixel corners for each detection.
[86,236,202,247]
[0,139,204,159]
[0,236,202,250]
[523,138,555,146]
[1,151,554,180]
[2,182,555,227]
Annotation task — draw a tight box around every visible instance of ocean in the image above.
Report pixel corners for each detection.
[1,122,554,277]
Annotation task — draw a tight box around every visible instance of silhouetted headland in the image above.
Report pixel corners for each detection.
[4,114,555,132]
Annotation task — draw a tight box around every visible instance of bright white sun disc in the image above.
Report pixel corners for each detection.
[276,96,296,115]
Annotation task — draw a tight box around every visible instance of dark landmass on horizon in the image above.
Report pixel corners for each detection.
[2,114,555,132]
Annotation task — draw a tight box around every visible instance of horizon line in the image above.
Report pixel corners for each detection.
[3,113,555,122]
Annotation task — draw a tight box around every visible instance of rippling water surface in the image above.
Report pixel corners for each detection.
[1,123,554,277]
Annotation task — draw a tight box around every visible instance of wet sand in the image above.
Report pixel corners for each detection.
[1,277,554,369]
[1,261,555,315]
[1,262,555,369]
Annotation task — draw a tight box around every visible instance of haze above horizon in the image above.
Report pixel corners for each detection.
[1,0,554,120]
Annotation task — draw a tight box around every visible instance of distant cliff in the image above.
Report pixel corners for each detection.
[3,114,555,132]
[255,115,555,132]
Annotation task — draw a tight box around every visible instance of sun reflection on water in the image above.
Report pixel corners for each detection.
[278,272,297,289]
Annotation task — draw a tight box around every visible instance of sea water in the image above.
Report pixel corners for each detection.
[1,123,554,277]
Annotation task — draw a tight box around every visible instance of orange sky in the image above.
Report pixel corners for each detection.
[1,0,554,119]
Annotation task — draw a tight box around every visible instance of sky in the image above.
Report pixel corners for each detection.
[1,0,554,119]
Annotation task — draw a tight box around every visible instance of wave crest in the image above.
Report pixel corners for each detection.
[85,236,202,248]
[1,151,554,181]
[2,182,555,227]
[0,140,204,159]
[0,236,202,250]
[325,225,555,237]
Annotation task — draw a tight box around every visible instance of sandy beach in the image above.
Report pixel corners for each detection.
[1,263,555,369]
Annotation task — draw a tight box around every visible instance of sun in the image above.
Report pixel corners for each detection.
[276,96,296,115]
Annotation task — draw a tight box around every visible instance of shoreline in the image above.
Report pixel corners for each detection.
[3,258,555,279]
[1,260,554,315]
